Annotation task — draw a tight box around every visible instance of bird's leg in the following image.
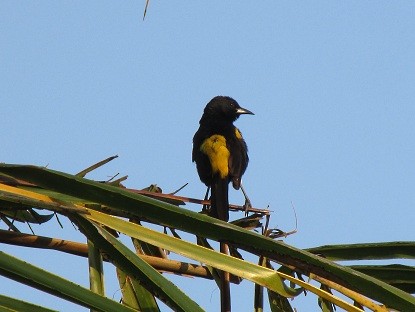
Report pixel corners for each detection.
[240,184,252,217]
[202,186,210,213]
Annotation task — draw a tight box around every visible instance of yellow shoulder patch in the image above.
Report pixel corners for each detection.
[235,128,243,139]
[200,135,230,179]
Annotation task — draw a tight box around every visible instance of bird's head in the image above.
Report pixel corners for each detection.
[202,96,254,123]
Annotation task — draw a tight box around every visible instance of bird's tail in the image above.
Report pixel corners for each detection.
[210,177,229,221]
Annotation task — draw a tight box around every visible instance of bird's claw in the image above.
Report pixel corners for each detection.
[243,198,252,217]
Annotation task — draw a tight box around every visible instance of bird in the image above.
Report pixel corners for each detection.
[192,96,254,221]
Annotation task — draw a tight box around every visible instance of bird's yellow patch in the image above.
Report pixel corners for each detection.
[235,128,243,139]
[200,135,230,179]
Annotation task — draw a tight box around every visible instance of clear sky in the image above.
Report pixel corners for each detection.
[1,2,415,311]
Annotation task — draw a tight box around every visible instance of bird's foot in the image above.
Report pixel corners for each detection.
[202,203,210,213]
[243,198,252,217]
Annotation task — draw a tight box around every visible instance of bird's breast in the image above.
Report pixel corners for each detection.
[199,135,230,179]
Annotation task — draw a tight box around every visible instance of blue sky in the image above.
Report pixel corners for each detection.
[1,2,415,311]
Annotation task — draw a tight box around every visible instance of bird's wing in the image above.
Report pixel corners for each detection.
[228,127,249,190]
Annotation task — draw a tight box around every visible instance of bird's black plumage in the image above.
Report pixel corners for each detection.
[192,96,253,221]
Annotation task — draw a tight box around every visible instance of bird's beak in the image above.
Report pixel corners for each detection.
[236,107,254,115]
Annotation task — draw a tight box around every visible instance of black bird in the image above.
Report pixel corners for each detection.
[192,96,254,221]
